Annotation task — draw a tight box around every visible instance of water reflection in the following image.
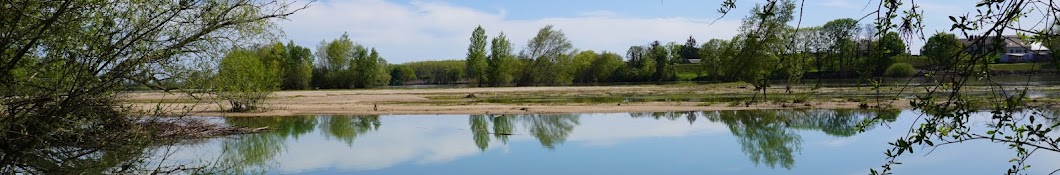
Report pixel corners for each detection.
[206,110,902,173]
[703,110,897,169]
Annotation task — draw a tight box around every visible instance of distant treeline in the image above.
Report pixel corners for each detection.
[211,0,1022,90]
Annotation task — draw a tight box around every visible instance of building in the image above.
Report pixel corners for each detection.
[960,35,1051,63]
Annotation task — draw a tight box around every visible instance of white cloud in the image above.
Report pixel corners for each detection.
[278,0,740,63]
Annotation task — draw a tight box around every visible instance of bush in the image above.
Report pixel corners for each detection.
[884,63,917,77]
[215,49,280,112]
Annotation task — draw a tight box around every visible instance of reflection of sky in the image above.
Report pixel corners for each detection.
[160,111,1060,174]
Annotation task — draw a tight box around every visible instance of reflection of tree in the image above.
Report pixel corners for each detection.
[221,115,319,172]
[318,115,381,146]
[520,114,580,149]
[467,114,581,150]
[491,115,515,144]
[220,115,380,172]
[697,110,897,169]
[10,139,150,174]
[706,110,801,169]
[470,115,491,151]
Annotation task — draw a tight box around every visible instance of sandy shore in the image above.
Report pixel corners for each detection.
[122,85,911,117]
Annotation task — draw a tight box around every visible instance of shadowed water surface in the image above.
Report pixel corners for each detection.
[158,110,1060,174]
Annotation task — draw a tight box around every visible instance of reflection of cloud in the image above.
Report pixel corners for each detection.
[159,114,750,173]
[277,117,482,173]
[568,115,728,147]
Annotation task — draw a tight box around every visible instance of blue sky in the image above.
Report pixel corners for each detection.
[277,0,1003,63]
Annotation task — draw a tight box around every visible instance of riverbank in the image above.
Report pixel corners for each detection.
[120,83,1060,116]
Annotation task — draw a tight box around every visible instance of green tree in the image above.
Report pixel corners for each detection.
[626,45,655,81]
[312,34,358,89]
[921,33,964,70]
[864,32,906,76]
[283,41,314,90]
[820,18,860,74]
[572,50,598,83]
[215,49,280,112]
[730,0,795,93]
[466,26,489,86]
[651,41,674,81]
[487,33,515,86]
[588,52,626,82]
[354,48,390,88]
[389,65,417,85]
[699,38,732,79]
[516,25,575,86]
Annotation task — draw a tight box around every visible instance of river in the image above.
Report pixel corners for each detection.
[148,109,1060,174]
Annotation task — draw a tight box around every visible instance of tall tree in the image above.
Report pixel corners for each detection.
[820,18,860,73]
[466,26,489,87]
[517,25,574,86]
[651,41,674,81]
[487,33,515,86]
[730,0,796,84]
[312,34,358,89]
[354,48,389,88]
[284,41,314,90]
[626,45,655,81]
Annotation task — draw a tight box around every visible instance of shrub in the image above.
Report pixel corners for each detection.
[215,49,281,112]
[884,63,917,77]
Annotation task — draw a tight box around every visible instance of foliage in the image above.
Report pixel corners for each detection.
[312,34,359,89]
[216,48,281,112]
[466,26,489,86]
[389,65,417,86]
[572,50,598,83]
[353,49,389,88]
[401,60,466,84]
[699,38,734,79]
[282,41,314,90]
[516,25,575,86]
[730,0,796,99]
[865,32,907,76]
[487,33,516,86]
[921,33,964,70]
[0,0,301,173]
[651,41,675,81]
[312,34,390,89]
[882,63,916,77]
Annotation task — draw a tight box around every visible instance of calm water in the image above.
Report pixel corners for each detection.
[158,110,1060,174]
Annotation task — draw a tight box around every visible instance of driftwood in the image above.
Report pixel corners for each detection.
[148,119,271,139]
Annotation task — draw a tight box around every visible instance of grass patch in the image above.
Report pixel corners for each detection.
[989,63,1055,71]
